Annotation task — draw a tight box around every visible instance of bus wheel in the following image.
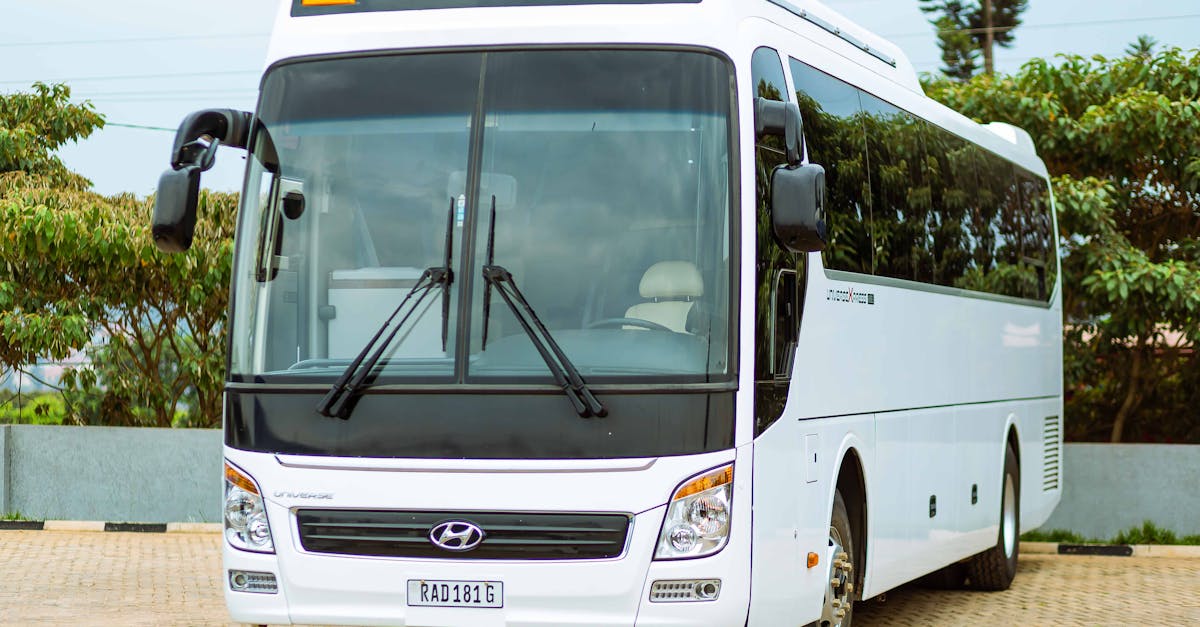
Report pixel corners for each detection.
[967,445,1019,591]
[820,490,855,627]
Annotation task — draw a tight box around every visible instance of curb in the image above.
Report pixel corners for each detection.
[0,520,220,533]
[1022,541,1200,558]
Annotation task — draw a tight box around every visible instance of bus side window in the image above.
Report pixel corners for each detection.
[772,269,798,379]
[751,46,797,435]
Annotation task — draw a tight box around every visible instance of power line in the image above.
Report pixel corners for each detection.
[0,32,267,48]
[81,88,257,97]
[883,12,1200,40]
[106,122,179,132]
[0,69,259,86]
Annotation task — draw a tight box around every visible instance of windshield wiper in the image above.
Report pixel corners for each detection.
[480,204,606,418]
[316,202,456,420]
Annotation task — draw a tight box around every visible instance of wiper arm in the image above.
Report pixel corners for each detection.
[316,202,457,420]
[316,270,439,419]
[480,206,606,418]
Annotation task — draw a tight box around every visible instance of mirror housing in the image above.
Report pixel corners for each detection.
[770,163,827,253]
[755,97,804,166]
[152,109,252,253]
[152,166,202,253]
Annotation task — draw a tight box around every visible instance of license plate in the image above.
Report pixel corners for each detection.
[407,579,503,608]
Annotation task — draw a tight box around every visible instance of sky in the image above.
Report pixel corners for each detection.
[1,0,1198,196]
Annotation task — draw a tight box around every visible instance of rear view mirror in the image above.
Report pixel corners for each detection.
[771,163,827,253]
[151,108,252,253]
[152,166,202,253]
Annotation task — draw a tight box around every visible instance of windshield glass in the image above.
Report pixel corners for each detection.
[230,49,735,385]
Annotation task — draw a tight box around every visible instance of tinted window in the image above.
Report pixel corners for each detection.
[787,59,1056,303]
[752,47,802,435]
[861,92,933,283]
[790,59,871,275]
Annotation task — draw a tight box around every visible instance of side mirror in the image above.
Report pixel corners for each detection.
[151,108,252,253]
[152,165,202,253]
[755,98,804,166]
[771,163,827,253]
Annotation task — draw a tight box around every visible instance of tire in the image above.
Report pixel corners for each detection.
[918,562,967,589]
[818,490,855,627]
[966,444,1020,591]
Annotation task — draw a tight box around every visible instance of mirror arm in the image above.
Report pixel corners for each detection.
[169,109,252,170]
[754,98,804,167]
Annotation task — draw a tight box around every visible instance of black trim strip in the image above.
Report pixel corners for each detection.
[797,394,1062,422]
[1058,544,1133,557]
[0,520,44,531]
[105,522,168,533]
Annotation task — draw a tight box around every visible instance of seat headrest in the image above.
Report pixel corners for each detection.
[639,261,703,299]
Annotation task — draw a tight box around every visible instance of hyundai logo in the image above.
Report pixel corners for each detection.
[429,520,486,552]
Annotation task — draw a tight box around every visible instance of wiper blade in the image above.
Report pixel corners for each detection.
[316,202,457,420]
[316,270,439,419]
[480,206,606,418]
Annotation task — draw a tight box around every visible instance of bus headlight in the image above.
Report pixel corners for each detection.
[655,464,733,560]
[224,461,274,553]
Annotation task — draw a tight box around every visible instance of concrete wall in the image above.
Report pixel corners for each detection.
[1040,443,1200,539]
[0,424,222,523]
[0,426,1197,534]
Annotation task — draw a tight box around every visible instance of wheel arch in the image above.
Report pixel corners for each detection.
[834,446,867,600]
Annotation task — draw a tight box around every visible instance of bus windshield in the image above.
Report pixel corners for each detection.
[229,49,735,386]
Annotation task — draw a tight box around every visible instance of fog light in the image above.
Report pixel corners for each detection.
[228,570,278,594]
[649,579,722,603]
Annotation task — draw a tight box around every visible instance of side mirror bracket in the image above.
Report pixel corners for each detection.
[754,97,804,166]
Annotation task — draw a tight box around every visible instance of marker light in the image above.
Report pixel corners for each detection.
[224,461,275,554]
[302,0,357,5]
[655,464,733,560]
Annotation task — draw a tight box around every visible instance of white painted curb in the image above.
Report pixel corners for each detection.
[43,520,106,532]
[165,522,221,533]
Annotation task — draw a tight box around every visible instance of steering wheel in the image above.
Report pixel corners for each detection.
[586,317,674,333]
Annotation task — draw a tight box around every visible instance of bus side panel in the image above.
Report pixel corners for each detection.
[1015,397,1064,532]
[748,415,873,626]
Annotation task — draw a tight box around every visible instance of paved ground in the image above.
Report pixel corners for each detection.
[1,531,1198,625]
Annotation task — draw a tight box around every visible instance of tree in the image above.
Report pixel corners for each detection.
[925,47,1200,442]
[1126,35,1158,61]
[0,84,237,428]
[920,0,1029,78]
[0,83,102,188]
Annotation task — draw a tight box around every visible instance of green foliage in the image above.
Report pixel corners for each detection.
[1022,522,1200,546]
[0,83,103,189]
[1113,520,1181,546]
[920,0,1028,79]
[0,183,236,427]
[0,391,67,425]
[1019,528,1089,544]
[0,83,236,428]
[926,48,1200,443]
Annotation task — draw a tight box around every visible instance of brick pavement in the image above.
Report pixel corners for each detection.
[1,530,1198,625]
[856,553,1200,626]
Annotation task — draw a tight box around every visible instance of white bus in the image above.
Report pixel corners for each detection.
[151,0,1062,624]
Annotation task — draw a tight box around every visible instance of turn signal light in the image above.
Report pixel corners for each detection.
[671,465,733,501]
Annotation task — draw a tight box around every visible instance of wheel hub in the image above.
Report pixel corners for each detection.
[820,528,854,627]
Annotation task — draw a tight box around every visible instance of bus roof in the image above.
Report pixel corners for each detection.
[271,0,920,91]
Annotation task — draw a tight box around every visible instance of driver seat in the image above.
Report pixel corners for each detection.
[624,261,703,333]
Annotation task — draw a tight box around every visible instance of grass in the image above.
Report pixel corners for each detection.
[1022,520,1200,546]
[1,511,29,521]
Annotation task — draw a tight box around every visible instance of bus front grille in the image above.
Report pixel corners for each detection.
[296,509,632,560]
